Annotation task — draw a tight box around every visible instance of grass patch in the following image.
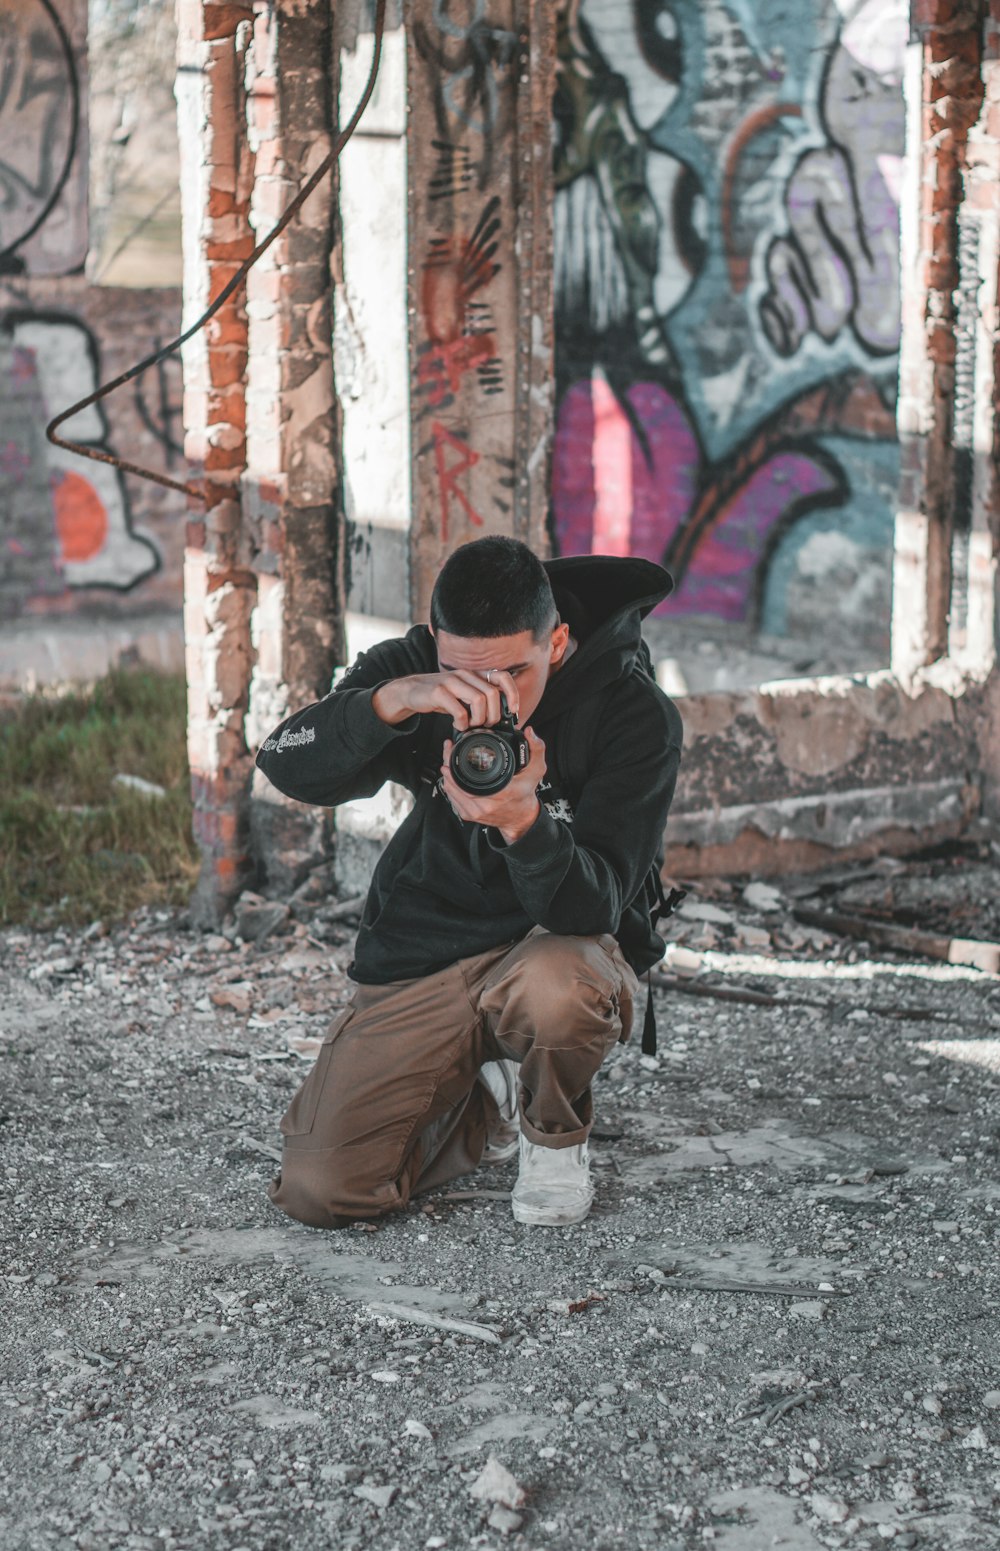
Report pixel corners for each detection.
[0,669,199,927]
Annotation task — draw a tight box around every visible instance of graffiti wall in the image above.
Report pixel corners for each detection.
[0,287,186,623]
[0,0,184,679]
[551,0,904,652]
[0,0,89,276]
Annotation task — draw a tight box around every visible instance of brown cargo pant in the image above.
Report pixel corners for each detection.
[268,927,638,1229]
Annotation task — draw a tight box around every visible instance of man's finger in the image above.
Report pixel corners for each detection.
[446,674,491,728]
[440,767,473,821]
[488,669,519,719]
[434,688,478,730]
[450,670,500,726]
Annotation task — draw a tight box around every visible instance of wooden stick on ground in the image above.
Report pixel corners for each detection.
[654,973,998,1029]
[791,906,1000,975]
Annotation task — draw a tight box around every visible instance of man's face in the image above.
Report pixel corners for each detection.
[433,623,571,726]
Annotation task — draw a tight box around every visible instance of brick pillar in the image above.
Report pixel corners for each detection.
[176,0,257,926]
[892,0,984,676]
[243,0,340,894]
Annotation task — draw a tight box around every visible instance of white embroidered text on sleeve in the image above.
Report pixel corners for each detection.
[264,726,317,753]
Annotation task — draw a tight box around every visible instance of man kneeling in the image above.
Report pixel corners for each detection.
[255,538,682,1228]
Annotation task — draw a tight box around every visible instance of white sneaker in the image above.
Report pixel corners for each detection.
[511,1133,594,1225]
[478,1059,520,1164]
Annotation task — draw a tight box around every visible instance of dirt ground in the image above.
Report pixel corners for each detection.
[2,852,999,1551]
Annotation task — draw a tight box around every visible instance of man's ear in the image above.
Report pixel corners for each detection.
[550,621,571,664]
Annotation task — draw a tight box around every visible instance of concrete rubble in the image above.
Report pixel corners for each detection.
[1,847,999,1550]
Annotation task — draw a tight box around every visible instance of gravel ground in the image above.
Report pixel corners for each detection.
[2,857,999,1551]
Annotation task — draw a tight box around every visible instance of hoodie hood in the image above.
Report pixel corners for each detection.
[535,555,672,719]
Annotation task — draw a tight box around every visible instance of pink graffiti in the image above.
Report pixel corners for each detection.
[552,376,840,621]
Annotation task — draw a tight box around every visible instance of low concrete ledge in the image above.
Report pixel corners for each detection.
[667,664,990,877]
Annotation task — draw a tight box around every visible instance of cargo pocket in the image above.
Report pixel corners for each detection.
[279,1008,354,1139]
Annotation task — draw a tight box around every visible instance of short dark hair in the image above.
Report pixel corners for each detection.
[430,537,557,641]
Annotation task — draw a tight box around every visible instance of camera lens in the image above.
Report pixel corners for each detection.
[451,730,516,795]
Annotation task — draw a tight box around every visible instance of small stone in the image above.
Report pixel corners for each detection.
[404,1418,432,1440]
[736,924,772,949]
[921,1394,942,1415]
[370,1370,400,1384]
[882,1072,901,1086]
[469,1456,527,1510]
[353,1484,397,1509]
[788,1466,809,1485]
[680,902,735,926]
[810,1494,848,1524]
[487,1506,524,1535]
[789,1301,827,1321]
[663,944,703,977]
[114,773,167,798]
[961,1425,989,1449]
[932,1221,959,1234]
[320,1463,362,1484]
[93,1461,112,1483]
[743,882,782,912]
[983,1390,1000,1409]
[234,897,291,943]
[877,1526,898,1541]
[210,984,253,1014]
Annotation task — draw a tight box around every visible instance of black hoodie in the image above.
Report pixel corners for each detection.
[256,555,683,984]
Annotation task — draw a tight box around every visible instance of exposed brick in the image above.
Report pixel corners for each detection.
[202,4,254,43]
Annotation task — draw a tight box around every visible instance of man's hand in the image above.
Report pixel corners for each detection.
[440,726,547,845]
[373,668,519,730]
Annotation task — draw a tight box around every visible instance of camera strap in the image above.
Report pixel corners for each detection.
[641,879,687,1056]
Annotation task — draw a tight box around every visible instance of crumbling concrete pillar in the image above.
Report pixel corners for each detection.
[406,0,554,620]
[176,0,257,926]
[965,2,1000,820]
[893,0,984,676]
[243,0,340,895]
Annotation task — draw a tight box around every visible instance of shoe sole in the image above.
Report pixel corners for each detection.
[511,1193,594,1227]
[481,1135,520,1165]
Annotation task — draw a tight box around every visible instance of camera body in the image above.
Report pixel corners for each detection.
[449,692,530,796]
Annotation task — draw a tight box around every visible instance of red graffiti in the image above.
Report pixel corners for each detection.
[433,421,484,543]
[421,197,501,345]
[418,333,497,408]
[51,469,109,562]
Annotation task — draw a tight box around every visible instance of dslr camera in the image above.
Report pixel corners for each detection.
[449,692,530,796]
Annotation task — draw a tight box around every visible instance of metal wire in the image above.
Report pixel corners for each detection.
[44,0,388,505]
